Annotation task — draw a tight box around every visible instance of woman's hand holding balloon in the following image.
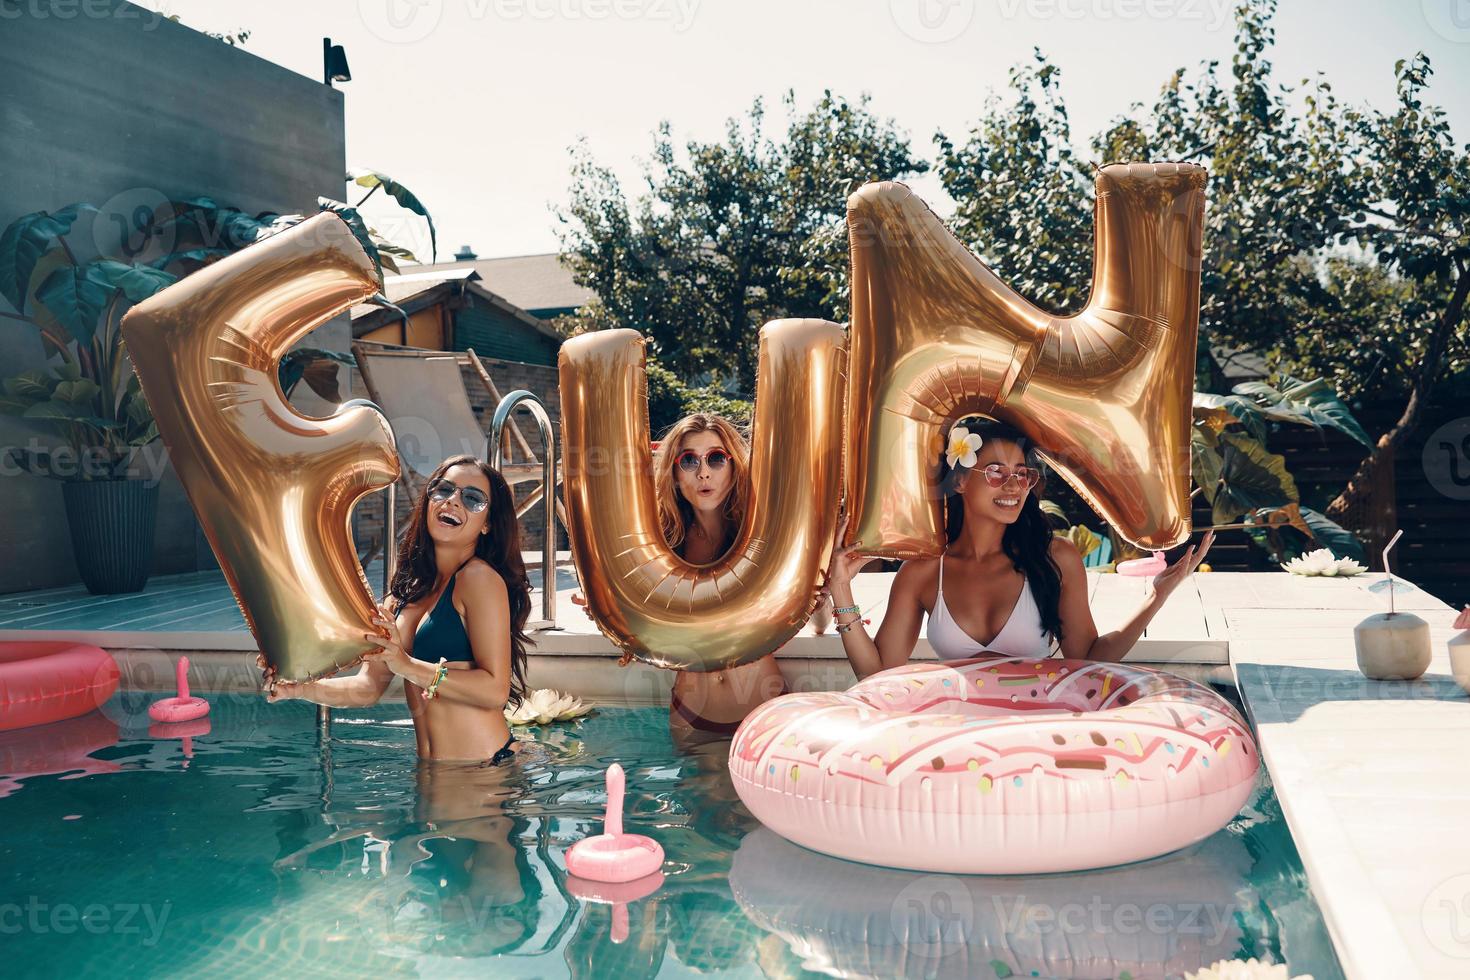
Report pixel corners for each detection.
[1149,530,1215,600]
[827,513,878,592]
[257,652,305,703]
[361,602,413,676]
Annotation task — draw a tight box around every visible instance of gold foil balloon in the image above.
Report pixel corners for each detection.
[844,163,1205,556]
[121,213,399,681]
[558,320,845,671]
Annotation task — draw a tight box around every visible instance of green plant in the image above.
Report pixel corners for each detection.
[0,185,431,480]
[0,205,175,479]
[1191,377,1369,561]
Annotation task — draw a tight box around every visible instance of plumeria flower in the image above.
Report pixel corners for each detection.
[945,426,983,469]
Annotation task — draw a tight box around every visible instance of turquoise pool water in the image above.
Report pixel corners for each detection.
[3,694,1344,979]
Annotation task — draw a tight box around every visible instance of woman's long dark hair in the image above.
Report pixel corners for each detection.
[942,418,1065,644]
[389,454,533,708]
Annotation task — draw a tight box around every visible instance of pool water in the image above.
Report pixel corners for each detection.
[2,694,1344,979]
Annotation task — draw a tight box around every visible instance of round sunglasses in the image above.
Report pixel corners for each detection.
[675,449,731,473]
[427,478,489,513]
[975,463,1042,490]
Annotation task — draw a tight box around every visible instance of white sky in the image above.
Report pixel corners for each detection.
[141,0,1470,264]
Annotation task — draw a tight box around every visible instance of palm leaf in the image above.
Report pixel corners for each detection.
[350,170,437,261]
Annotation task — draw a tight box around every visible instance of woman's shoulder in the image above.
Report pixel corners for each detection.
[1047,536,1086,573]
[893,556,940,590]
[456,558,510,596]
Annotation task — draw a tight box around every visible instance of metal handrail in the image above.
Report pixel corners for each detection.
[489,390,559,629]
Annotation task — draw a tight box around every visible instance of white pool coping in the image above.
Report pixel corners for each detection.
[1219,577,1469,979]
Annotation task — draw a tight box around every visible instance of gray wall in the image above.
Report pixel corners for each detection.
[0,1,348,592]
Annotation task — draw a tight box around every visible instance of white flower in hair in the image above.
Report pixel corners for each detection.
[945,426,983,469]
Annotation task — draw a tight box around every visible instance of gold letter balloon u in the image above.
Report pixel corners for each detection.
[121,213,399,681]
[559,321,847,671]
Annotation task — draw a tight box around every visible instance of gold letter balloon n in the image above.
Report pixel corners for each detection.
[845,163,1205,556]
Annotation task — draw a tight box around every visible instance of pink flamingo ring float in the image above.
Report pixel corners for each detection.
[148,656,210,723]
[1116,551,1167,576]
[566,763,664,883]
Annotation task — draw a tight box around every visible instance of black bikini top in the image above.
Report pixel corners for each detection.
[408,560,476,664]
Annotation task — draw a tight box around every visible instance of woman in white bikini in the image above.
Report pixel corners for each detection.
[826,417,1213,679]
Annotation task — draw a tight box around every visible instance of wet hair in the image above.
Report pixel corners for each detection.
[651,413,751,557]
[941,418,1065,643]
[388,454,532,708]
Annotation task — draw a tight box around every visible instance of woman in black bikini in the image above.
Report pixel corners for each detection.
[261,454,533,763]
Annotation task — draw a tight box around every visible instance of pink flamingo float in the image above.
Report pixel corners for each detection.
[1116,550,1167,576]
[148,656,209,723]
[567,763,664,882]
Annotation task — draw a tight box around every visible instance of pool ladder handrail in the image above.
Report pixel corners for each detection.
[380,389,560,630]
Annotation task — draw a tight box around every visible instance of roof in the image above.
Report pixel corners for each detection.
[406,253,594,314]
[348,268,562,343]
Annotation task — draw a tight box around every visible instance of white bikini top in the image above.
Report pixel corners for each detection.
[926,557,1055,660]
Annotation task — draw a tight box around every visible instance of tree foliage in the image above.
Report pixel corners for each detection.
[557,91,927,391]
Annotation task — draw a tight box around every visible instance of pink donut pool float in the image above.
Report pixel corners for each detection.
[0,641,118,732]
[729,655,1258,874]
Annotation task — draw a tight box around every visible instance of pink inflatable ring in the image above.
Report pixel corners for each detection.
[0,641,118,732]
[729,655,1258,874]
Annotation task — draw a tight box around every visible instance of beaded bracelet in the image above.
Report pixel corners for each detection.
[833,604,860,617]
[834,616,871,635]
[421,659,449,701]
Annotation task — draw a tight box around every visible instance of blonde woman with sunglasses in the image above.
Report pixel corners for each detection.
[826,417,1214,680]
[573,413,789,736]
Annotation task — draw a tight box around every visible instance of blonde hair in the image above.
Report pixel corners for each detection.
[652,413,751,555]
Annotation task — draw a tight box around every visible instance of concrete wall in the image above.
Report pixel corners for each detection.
[0,1,348,592]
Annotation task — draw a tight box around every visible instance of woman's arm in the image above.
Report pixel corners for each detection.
[1054,531,1215,662]
[261,653,394,707]
[380,564,518,709]
[826,515,927,680]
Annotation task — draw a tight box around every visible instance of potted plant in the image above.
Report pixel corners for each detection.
[1,178,435,595]
[0,205,177,593]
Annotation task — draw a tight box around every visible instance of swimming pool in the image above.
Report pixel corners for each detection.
[3,693,1344,978]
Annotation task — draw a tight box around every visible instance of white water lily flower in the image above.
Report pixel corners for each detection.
[505,688,594,726]
[945,427,983,469]
[1281,547,1366,577]
[1186,957,1311,980]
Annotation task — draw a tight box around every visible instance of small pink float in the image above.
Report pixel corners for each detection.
[566,763,664,883]
[1117,550,1167,576]
[148,657,209,723]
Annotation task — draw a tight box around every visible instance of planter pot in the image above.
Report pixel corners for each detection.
[63,480,159,595]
